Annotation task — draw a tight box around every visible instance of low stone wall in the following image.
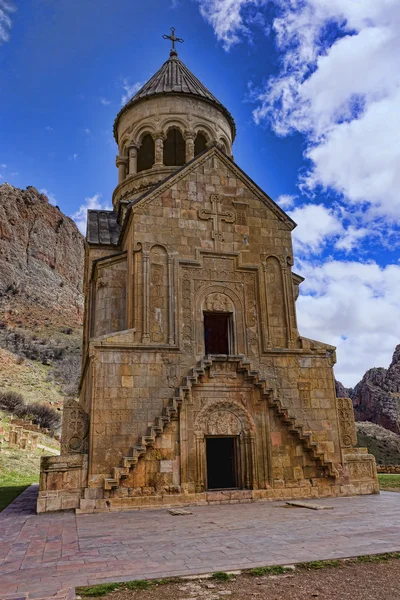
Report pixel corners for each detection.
[377,465,400,474]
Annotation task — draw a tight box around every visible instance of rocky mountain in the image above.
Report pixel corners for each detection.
[352,345,400,435]
[0,184,85,407]
[0,183,84,330]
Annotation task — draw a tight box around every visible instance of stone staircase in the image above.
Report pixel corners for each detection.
[103,355,338,490]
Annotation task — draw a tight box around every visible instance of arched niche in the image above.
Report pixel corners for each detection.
[137,133,155,172]
[194,285,246,356]
[163,127,186,166]
[149,245,168,344]
[194,132,208,156]
[193,400,257,491]
[265,256,288,347]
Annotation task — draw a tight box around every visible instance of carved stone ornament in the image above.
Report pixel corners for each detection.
[346,459,373,480]
[204,292,233,313]
[194,399,255,436]
[209,362,237,379]
[61,400,89,455]
[207,410,242,436]
[337,398,357,448]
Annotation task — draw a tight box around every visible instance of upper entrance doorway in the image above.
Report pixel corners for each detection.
[206,437,238,489]
[204,313,232,354]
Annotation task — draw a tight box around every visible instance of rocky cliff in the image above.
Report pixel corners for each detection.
[0,184,84,329]
[352,345,400,435]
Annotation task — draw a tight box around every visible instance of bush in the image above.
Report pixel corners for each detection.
[0,390,26,417]
[0,391,61,431]
[26,402,61,431]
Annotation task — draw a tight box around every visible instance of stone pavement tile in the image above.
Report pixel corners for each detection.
[1,489,400,599]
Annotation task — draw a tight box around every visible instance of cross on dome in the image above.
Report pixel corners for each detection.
[162,26,184,56]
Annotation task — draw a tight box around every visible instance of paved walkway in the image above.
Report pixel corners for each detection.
[1,486,400,600]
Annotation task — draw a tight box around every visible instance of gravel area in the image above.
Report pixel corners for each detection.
[83,559,400,600]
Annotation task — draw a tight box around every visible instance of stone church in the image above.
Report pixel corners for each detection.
[38,36,378,513]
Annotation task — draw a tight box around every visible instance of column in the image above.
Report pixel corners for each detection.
[115,155,128,184]
[185,131,195,162]
[128,144,139,175]
[153,132,165,166]
[167,254,175,345]
[142,250,150,344]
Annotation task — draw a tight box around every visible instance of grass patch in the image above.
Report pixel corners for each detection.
[249,565,292,576]
[76,579,171,597]
[0,483,32,511]
[355,552,400,563]
[298,560,341,570]
[211,571,234,581]
[378,474,400,491]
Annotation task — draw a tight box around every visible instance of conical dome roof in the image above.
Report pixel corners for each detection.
[114,53,236,141]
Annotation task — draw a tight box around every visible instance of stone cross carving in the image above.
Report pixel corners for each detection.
[162,27,184,56]
[198,194,235,248]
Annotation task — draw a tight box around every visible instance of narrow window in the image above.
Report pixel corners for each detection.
[204,313,232,355]
[163,128,185,166]
[137,134,155,172]
[194,133,207,156]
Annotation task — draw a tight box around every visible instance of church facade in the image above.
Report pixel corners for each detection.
[38,41,378,513]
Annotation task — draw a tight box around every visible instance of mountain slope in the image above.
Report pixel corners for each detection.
[0,183,84,330]
[0,184,85,408]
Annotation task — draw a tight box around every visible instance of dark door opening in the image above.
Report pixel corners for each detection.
[206,437,238,490]
[204,313,231,355]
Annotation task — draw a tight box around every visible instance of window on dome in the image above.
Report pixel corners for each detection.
[163,128,185,166]
[194,133,207,157]
[137,134,155,172]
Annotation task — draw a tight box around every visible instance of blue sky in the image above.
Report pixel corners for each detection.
[1,0,399,385]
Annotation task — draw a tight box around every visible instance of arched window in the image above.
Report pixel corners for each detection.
[163,128,185,166]
[137,134,155,172]
[194,133,207,156]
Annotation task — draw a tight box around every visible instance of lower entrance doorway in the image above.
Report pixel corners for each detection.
[206,436,238,490]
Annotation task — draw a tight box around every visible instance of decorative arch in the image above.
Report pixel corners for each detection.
[194,399,255,436]
[194,284,246,356]
[193,398,257,492]
[218,136,230,155]
[264,255,288,348]
[130,122,157,146]
[137,133,155,172]
[194,132,208,156]
[163,126,186,166]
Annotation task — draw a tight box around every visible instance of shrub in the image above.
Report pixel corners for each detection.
[26,402,61,431]
[0,390,26,417]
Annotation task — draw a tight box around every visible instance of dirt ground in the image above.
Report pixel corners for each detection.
[81,558,400,600]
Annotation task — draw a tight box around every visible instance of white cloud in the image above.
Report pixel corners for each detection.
[197,0,268,50]
[0,0,15,44]
[40,188,56,205]
[277,194,296,210]
[83,128,90,135]
[0,163,6,168]
[296,258,400,386]
[100,97,111,106]
[69,153,78,161]
[45,126,54,132]
[121,79,143,106]
[71,194,112,235]
[251,0,400,220]
[289,204,343,254]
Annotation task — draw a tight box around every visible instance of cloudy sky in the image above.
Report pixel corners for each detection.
[1,0,399,386]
